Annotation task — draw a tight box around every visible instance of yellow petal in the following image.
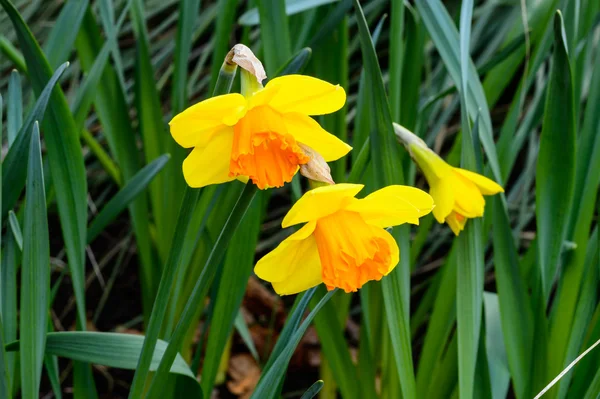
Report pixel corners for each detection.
[446,212,468,236]
[345,185,434,227]
[169,93,247,148]
[282,112,352,161]
[265,75,346,115]
[254,222,322,295]
[282,183,364,228]
[430,178,454,223]
[380,227,400,275]
[454,168,504,195]
[182,127,236,188]
[451,171,485,218]
[410,143,453,182]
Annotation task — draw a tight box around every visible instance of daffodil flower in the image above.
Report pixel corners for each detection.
[394,123,503,235]
[254,184,434,294]
[169,75,352,189]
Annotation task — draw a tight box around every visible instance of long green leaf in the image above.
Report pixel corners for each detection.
[130,0,171,263]
[129,57,239,399]
[43,0,89,69]
[549,24,600,399]
[491,196,533,399]
[1,62,68,220]
[535,11,576,300]
[1,0,88,330]
[352,1,416,398]
[240,0,339,25]
[87,155,170,243]
[6,70,22,147]
[6,332,197,379]
[257,0,292,73]
[7,211,22,251]
[300,380,325,399]
[75,6,157,322]
[251,289,336,399]
[146,184,259,398]
[414,0,502,183]
[20,123,49,399]
[456,1,485,398]
[200,195,263,396]
[0,228,19,395]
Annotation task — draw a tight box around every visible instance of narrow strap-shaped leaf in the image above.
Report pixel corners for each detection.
[549,27,600,399]
[145,184,259,398]
[491,196,533,399]
[172,0,200,113]
[536,11,576,301]
[6,70,22,148]
[1,62,68,220]
[257,0,292,72]
[300,380,325,399]
[456,1,486,398]
[251,289,335,399]
[75,6,157,322]
[20,123,49,399]
[129,56,239,399]
[43,0,89,69]
[87,154,170,243]
[7,211,22,251]
[0,94,7,399]
[351,1,416,398]
[414,0,502,184]
[200,195,263,396]
[0,0,89,330]
[6,332,198,380]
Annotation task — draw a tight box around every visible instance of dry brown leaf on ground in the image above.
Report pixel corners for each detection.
[227,354,261,399]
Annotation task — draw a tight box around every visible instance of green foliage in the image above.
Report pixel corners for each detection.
[1,0,599,398]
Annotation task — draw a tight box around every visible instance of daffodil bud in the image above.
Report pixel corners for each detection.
[392,122,428,157]
[298,143,335,185]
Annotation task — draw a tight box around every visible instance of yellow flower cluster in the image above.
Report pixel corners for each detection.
[169,47,503,295]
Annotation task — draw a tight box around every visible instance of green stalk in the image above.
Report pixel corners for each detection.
[145,183,259,398]
[128,60,238,398]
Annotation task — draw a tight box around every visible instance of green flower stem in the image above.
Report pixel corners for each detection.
[145,183,259,398]
[128,59,238,399]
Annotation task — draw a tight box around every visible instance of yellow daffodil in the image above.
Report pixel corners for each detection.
[169,75,351,189]
[394,123,503,236]
[254,184,434,295]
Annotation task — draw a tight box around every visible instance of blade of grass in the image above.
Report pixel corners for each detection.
[456,1,485,397]
[6,70,22,147]
[1,62,68,220]
[251,289,336,399]
[0,94,6,399]
[7,211,22,251]
[43,0,89,69]
[0,0,88,330]
[19,123,49,399]
[257,0,291,73]
[199,195,263,396]
[535,11,576,301]
[75,6,157,323]
[311,286,365,399]
[352,1,416,397]
[129,63,239,397]
[130,0,170,262]
[0,228,19,394]
[414,0,502,184]
[491,196,533,399]
[389,0,404,123]
[300,380,325,399]
[549,26,600,399]
[6,332,199,380]
[87,155,170,244]
[145,184,259,398]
